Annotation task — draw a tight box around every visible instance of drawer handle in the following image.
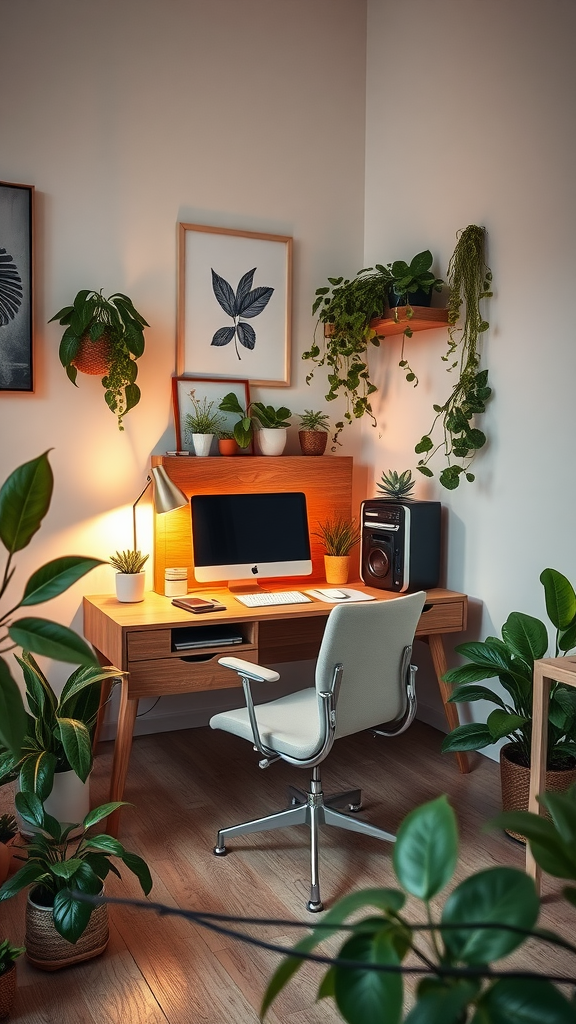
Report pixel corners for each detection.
[422,604,433,613]
[179,652,219,664]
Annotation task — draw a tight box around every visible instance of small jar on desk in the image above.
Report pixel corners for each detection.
[164,567,188,598]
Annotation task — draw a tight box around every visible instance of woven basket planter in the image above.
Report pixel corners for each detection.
[0,965,16,1020]
[71,332,112,375]
[25,889,109,971]
[500,743,576,843]
[298,430,328,456]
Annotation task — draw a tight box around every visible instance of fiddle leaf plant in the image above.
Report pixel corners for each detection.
[415,225,493,489]
[0,451,104,758]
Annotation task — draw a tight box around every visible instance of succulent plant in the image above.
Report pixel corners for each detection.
[298,409,330,432]
[0,939,24,976]
[0,815,17,843]
[109,549,149,574]
[376,469,416,500]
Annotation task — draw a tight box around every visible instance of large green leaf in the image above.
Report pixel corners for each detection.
[472,978,576,1024]
[21,556,104,605]
[492,810,576,879]
[56,718,92,781]
[540,788,576,849]
[406,980,481,1024]
[0,451,53,554]
[540,568,576,631]
[501,612,548,664]
[441,867,538,964]
[441,723,492,753]
[487,709,528,742]
[8,619,98,665]
[19,750,57,800]
[393,796,458,900]
[447,684,506,708]
[0,657,27,757]
[52,862,103,942]
[0,859,47,902]
[121,850,153,895]
[333,931,403,1024]
[16,651,58,723]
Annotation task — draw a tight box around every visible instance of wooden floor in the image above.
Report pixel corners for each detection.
[2,721,575,1023]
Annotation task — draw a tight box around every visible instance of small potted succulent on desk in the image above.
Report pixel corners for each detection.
[376,468,416,500]
[314,514,361,586]
[297,410,330,456]
[184,393,225,457]
[0,939,24,1019]
[110,549,149,603]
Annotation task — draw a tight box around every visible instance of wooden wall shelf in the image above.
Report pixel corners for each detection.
[370,306,450,337]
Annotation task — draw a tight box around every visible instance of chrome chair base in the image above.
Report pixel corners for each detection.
[213,767,395,912]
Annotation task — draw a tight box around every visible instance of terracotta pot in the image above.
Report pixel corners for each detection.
[500,743,576,842]
[0,964,17,1019]
[0,838,20,883]
[25,888,109,971]
[324,555,350,586]
[298,430,328,456]
[115,571,146,603]
[71,332,112,375]
[218,438,239,456]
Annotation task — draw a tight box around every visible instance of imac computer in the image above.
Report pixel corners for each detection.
[191,491,312,584]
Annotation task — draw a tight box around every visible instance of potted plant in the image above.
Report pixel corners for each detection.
[441,567,576,836]
[109,549,149,603]
[0,450,107,761]
[415,224,493,489]
[49,290,148,431]
[0,939,24,1019]
[0,652,120,833]
[297,410,330,456]
[217,430,239,456]
[313,514,361,585]
[184,392,225,457]
[0,792,152,970]
[0,817,18,886]
[376,468,416,500]
[218,393,292,455]
[305,250,444,444]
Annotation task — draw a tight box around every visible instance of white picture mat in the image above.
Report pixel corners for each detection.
[178,225,291,385]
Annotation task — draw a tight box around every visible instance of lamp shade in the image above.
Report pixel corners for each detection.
[150,466,188,514]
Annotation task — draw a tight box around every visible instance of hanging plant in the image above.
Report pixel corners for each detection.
[49,289,148,431]
[415,225,493,489]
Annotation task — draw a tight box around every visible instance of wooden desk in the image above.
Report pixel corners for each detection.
[84,585,469,835]
[526,656,576,892]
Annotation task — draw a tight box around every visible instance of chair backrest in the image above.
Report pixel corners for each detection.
[314,592,426,739]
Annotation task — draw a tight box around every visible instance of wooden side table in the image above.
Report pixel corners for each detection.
[526,656,576,892]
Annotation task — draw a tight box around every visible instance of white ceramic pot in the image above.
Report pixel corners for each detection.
[115,571,146,603]
[256,427,287,456]
[191,433,215,457]
[17,769,90,838]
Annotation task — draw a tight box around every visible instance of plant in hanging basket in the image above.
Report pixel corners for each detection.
[49,290,149,430]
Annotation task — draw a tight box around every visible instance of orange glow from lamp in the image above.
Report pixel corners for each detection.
[132,466,187,551]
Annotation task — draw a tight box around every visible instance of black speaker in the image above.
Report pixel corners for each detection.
[360,499,441,592]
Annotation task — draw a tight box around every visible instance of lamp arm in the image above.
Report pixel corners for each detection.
[132,476,152,551]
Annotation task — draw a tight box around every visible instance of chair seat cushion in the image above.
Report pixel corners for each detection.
[209,688,322,760]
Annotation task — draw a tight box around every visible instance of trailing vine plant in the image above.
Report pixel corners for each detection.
[415,225,493,490]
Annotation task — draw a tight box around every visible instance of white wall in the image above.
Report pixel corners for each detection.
[1,0,367,731]
[364,0,576,740]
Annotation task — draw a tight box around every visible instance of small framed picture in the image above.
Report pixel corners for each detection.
[172,376,251,453]
[177,224,292,386]
[0,181,34,392]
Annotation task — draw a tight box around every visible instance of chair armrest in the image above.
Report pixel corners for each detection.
[218,656,280,684]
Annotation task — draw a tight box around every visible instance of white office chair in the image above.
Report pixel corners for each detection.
[210,591,426,911]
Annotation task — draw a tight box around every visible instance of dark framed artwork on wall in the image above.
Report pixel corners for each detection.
[172,376,252,453]
[177,224,292,386]
[0,181,34,392]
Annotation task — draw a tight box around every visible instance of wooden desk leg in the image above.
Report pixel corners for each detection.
[526,666,551,894]
[92,677,114,753]
[427,634,470,775]
[106,679,139,838]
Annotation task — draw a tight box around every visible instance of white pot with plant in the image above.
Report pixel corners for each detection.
[297,409,330,456]
[184,391,225,457]
[110,549,149,602]
[314,514,361,585]
[251,401,292,456]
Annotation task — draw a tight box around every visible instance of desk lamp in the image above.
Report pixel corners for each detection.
[132,466,188,550]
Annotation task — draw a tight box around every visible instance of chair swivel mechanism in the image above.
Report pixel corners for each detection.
[209,591,426,912]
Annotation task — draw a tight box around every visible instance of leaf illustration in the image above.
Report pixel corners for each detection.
[236,323,256,350]
[211,326,236,348]
[238,286,274,318]
[0,248,23,326]
[235,268,256,309]
[211,270,237,317]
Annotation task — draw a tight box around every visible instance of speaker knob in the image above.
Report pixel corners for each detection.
[367,547,390,577]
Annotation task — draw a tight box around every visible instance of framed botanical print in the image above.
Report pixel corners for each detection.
[177,224,292,386]
[0,181,34,392]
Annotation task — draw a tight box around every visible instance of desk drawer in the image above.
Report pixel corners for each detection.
[127,621,256,661]
[127,649,258,698]
[416,599,465,636]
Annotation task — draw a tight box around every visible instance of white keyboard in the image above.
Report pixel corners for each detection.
[234,591,312,608]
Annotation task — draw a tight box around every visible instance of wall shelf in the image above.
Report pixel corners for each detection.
[370,306,450,337]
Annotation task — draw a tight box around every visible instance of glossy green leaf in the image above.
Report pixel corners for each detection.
[487,709,528,741]
[8,619,98,666]
[21,556,104,605]
[406,979,480,1024]
[0,451,53,554]
[540,569,576,631]
[121,850,153,895]
[0,657,27,758]
[541,787,576,846]
[19,750,57,801]
[0,859,46,901]
[83,802,128,829]
[447,683,506,708]
[393,796,458,899]
[56,718,92,781]
[441,723,492,753]
[491,809,576,878]
[501,612,548,663]
[472,978,576,1024]
[333,931,403,1024]
[441,867,539,963]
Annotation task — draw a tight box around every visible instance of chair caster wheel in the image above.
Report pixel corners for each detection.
[213,845,227,856]
[348,803,362,813]
[306,900,324,913]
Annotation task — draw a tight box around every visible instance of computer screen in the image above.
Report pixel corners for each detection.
[191,491,312,583]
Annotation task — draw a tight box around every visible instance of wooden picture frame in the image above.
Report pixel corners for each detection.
[172,376,251,453]
[0,181,34,392]
[177,224,292,386]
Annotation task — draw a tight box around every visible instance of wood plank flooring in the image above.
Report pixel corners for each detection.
[1,721,574,1023]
